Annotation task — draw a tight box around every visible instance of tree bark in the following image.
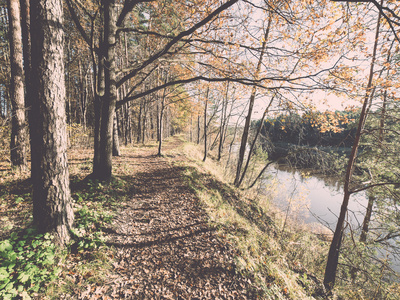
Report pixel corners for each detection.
[30,0,74,245]
[157,93,165,156]
[238,96,274,187]
[20,0,31,115]
[324,4,382,289]
[92,38,104,176]
[78,60,88,129]
[225,100,246,172]
[136,100,142,143]
[197,113,200,144]
[7,0,27,168]
[142,98,147,144]
[217,82,229,161]
[203,87,209,162]
[21,0,35,179]
[234,18,271,187]
[112,110,120,156]
[95,0,117,181]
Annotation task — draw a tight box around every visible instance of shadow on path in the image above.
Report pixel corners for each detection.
[101,139,253,299]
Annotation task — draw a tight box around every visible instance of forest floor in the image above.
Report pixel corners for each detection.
[72,136,253,299]
[0,136,329,299]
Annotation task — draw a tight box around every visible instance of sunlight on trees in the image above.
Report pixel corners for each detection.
[1,0,400,297]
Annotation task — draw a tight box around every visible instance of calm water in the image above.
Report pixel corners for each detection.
[263,166,367,229]
[262,165,400,274]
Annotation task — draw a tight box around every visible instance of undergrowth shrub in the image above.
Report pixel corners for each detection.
[70,178,122,252]
[0,229,59,300]
[71,204,113,250]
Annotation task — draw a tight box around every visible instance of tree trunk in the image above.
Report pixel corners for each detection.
[20,0,31,116]
[360,195,374,243]
[157,96,165,156]
[234,19,271,187]
[94,0,117,181]
[190,113,193,142]
[238,96,274,187]
[112,110,120,156]
[8,0,27,168]
[203,88,209,162]
[92,39,104,176]
[156,99,160,142]
[21,0,35,178]
[78,60,87,129]
[218,82,229,161]
[66,39,71,125]
[142,98,147,144]
[324,5,382,289]
[137,101,142,143]
[30,0,73,245]
[225,99,246,172]
[197,113,200,144]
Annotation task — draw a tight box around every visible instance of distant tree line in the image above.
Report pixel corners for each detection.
[256,110,359,149]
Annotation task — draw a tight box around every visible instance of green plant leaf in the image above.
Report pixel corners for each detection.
[0,240,13,252]
[0,268,9,281]
[21,291,32,300]
[17,272,30,284]
[5,282,14,291]
[15,197,24,204]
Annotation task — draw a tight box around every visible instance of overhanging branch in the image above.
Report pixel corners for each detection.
[116,0,240,88]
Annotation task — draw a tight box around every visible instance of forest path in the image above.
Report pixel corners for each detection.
[97,137,251,299]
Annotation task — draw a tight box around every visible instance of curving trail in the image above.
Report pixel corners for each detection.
[97,137,252,299]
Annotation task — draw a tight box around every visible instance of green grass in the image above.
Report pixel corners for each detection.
[177,141,330,299]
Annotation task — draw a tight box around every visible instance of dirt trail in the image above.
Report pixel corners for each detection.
[96,137,251,299]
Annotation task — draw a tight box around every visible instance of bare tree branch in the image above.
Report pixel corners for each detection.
[116,0,240,88]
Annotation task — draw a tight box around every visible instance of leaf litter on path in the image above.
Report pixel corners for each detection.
[69,139,253,299]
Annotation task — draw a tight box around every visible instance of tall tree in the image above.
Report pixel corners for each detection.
[66,0,241,181]
[20,0,33,169]
[30,0,74,245]
[203,87,209,162]
[7,0,27,168]
[234,17,271,187]
[217,82,229,161]
[96,0,118,180]
[323,3,383,289]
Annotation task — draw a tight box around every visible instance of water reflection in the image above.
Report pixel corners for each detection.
[262,164,368,229]
[261,164,400,274]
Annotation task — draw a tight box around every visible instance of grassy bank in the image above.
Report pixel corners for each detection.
[2,137,397,299]
[171,140,331,299]
[176,138,400,299]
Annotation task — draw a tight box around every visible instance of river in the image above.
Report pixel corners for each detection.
[262,165,400,274]
[263,166,367,229]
